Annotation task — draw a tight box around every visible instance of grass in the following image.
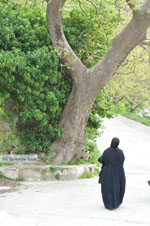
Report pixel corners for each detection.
[55,173,60,180]
[63,142,101,167]
[122,112,150,126]
[94,167,100,176]
[111,101,150,126]
[50,166,59,173]
[16,177,24,181]
[0,162,14,167]
[79,170,94,179]
[0,171,8,179]
[41,156,55,165]
[79,166,100,179]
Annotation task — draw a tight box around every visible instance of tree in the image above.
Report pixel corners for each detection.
[110,45,150,112]
[46,0,150,164]
[0,1,116,155]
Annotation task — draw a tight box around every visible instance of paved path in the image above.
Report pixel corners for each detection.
[0,115,150,226]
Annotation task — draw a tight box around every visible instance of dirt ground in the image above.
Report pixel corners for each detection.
[0,178,23,194]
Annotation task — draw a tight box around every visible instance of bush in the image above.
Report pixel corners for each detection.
[0,2,72,154]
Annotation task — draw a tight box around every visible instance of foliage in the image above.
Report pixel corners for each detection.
[42,156,55,165]
[16,177,24,181]
[0,131,16,154]
[0,0,123,163]
[67,141,101,166]
[0,162,14,167]
[79,166,100,179]
[0,0,119,157]
[122,112,150,126]
[110,96,150,126]
[85,86,115,144]
[0,2,72,154]
[111,98,131,114]
[110,45,150,111]
[0,171,8,179]
[0,47,72,153]
[0,93,9,116]
[94,167,100,176]
[63,0,121,67]
[0,1,49,52]
[92,86,116,119]
[79,166,101,179]
[82,141,101,165]
[55,173,60,180]
[79,170,94,179]
[50,166,59,173]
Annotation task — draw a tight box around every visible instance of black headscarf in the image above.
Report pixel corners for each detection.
[106,137,121,165]
[110,137,120,148]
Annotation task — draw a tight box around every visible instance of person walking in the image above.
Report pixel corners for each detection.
[98,137,126,210]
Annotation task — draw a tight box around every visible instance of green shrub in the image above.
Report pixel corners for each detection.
[0,162,14,167]
[16,177,24,181]
[0,1,50,52]
[50,166,59,173]
[122,112,150,126]
[0,2,72,154]
[55,173,60,180]
[79,170,94,179]
[0,171,7,179]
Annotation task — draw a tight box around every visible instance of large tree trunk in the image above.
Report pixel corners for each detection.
[52,80,96,164]
[46,0,150,164]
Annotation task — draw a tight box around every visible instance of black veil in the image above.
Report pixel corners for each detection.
[105,138,122,165]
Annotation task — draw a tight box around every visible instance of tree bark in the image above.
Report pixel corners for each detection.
[46,0,150,164]
[52,79,96,164]
[113,96,122,105]
[125,96,139,112]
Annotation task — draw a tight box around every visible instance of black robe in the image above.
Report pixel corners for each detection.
[98,138,126,210]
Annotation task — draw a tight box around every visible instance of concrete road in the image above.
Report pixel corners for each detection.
[97,115,150,174]
[0,115,150,226]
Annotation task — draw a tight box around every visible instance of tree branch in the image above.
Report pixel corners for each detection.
[89,0,150,94]
[78,29,88,40]
[46,0,87,77]
[125,95,137,105]
[85,0,98,14]
[126,0,137,13]
[140,41,150,46]
[77,0,88,17]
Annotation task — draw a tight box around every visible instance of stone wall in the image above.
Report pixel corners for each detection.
[0,163,99,181]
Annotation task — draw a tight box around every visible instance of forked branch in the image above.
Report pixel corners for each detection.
[141,41,150,46]
[46,0,86,76]
[90,0,150,91]
[126,0,137,13]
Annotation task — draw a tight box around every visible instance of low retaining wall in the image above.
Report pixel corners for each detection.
[0,163,99,181]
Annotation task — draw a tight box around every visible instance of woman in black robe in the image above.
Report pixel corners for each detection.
[98,137,126,210]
